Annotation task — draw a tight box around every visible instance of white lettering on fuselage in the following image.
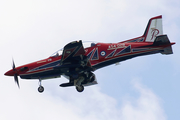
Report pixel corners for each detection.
[37,60,47,64]
[48,59,52,62]
[108,43,125,50]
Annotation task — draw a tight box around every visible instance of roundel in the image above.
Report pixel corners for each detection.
[100,51,106,56]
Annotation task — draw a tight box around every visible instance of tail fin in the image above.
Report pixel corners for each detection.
[143,16,175,54]
[143,15,163,42]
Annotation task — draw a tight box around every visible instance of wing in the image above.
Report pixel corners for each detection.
[55,40,98,90]
[54,40,93,75]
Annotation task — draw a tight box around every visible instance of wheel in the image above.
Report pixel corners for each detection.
[76,85,84,92]
[38,86,44,93]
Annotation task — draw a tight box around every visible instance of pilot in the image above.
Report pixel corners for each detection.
[91,43,96,47]
[54,53,59,57]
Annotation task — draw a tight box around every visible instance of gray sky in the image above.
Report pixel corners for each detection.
[0,0,179,120]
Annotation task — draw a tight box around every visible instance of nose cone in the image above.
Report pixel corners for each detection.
[4,69,15,76]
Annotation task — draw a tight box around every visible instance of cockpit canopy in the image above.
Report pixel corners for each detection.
[50,41,97,57]
[50,48,63,57]
[82,41,97,48]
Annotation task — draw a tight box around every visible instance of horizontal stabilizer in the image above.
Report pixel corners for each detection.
[161,46,173,54]
[153,35,170,46]
[153,35,174,55]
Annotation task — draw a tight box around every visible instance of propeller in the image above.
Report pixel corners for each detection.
[12,59,20,88]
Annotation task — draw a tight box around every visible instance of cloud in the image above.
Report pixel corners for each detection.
[120,79,167,120]
[0,77,166,120]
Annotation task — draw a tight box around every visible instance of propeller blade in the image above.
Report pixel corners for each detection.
[12,59,15,70]
[14,74,20,88]
[12,59,20,88]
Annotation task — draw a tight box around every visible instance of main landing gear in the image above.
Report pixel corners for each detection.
[38,79,44,93]
[76,85,84,92]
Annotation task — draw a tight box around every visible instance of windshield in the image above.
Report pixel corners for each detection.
[50,48,63,57]
[50,41,97,57]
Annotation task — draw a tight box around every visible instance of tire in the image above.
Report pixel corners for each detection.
[76,85,84,92]
[38,86,44,93]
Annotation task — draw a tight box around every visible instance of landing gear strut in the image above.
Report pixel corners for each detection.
[38,79,44,93]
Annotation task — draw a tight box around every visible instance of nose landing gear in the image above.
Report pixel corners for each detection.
[38,79,44,93]
[38,86,44,93]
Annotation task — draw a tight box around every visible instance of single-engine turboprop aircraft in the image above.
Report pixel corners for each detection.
[4,15,175,93]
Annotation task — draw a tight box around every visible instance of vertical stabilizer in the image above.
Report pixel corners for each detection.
[144,15,163,42]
